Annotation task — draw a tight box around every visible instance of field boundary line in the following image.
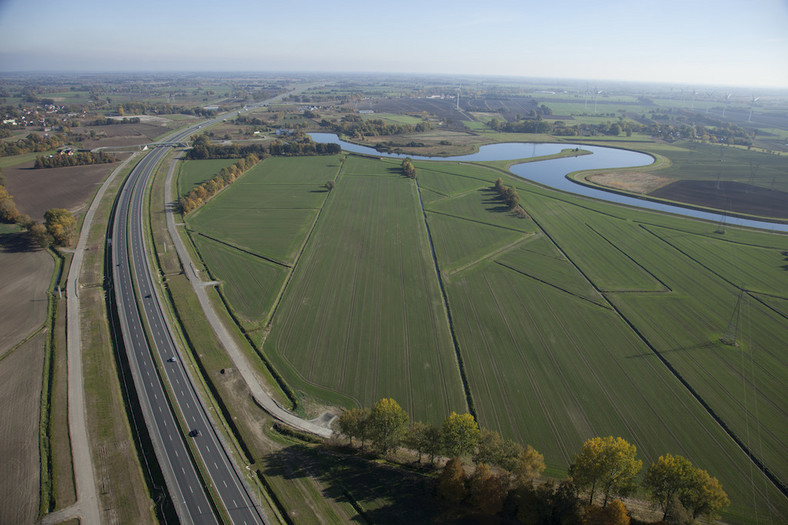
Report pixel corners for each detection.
[414,177,476,418]
[493,261,610,309]
[585,223,672,292]
[530,204,788,499]
[0,324,46,363]
[425,208,531,234]
[446,234,533,277]
[193,231,292,268]
[419,185,483,204]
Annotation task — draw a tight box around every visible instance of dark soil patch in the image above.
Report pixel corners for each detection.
[3,157,128,221]
[649,180,788,219]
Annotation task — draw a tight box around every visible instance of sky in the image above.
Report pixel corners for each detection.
[0,0,787,88]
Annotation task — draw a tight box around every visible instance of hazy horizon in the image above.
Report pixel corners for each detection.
[1,0,787,89]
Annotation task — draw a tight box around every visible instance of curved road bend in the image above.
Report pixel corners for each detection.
[163,159,334,438]
[113,134,267,524]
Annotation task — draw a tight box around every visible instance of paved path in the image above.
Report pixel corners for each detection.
[163,158,334,438]
[45,153,138,525]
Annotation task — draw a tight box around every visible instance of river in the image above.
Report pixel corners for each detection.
[309,133,787,232]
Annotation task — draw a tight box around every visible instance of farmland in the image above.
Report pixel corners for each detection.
[0,333,44,525]
[3,159,128,221]
[186,150,788,522]
[262,155,468,422]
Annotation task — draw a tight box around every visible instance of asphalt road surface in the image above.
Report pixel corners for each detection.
[112,124,267,524]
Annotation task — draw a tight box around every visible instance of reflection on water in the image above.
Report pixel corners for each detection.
[309,133,787,232]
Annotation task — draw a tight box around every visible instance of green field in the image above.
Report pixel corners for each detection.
[263,155,468,421]
[184,155,341,331]
[178,158,240,198]
[188,152,787,522]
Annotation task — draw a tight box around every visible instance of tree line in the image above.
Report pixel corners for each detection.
[0,183,76,248]
[116,102,218,117]
[185,133,340,160]
[401,157,416,179]
[322,114,431,139]
[34,151,115,169]
[86,117,142,126]
[0,133,65,158]
[493,178,529,218]
[335,398,729,523]
[178,154,260,214]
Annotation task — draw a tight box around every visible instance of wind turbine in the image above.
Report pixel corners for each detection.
[594,90,602,114]
[748,95,760,122]
[722,93,731,118]
[456,86,461,110]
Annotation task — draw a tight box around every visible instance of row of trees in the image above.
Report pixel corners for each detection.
[336,399,728,523]
[0,133,65,158]
[34,151,115,169]
[186,133,341,160]
[323,115,431,139]
[493,178,528,218]
[401,158,416,178]
[116,101,218,117]
[86,117,141,126]
[178,154,260,214]
[0,184,76,248]
[568,436,729,522]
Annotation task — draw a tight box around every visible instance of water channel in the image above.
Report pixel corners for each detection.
[309,132,788,233]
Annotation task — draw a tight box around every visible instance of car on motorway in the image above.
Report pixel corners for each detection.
[167,356,176,363]
[188,429,201,437]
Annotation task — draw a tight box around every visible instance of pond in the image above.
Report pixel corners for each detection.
[309,133,788,232]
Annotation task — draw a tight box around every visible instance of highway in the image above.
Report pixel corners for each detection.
[111,123,267,524]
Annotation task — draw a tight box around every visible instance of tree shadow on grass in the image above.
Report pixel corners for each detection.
[262,444,452,524]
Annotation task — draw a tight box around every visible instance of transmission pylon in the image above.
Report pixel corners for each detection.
[721,289,744,346]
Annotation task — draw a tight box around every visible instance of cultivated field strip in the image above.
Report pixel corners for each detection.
[193,236,288,328]
[426,212,524,274]
[495,234,606,306]
[425,188,539,232]
[178,158,241,198]
[264,157,467,421]
[0,335,43,525]
[415,162,491,197]
[524,198,666,291]
[601,225,788,488]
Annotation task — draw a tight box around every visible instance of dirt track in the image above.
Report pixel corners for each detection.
[649,180,788,219]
